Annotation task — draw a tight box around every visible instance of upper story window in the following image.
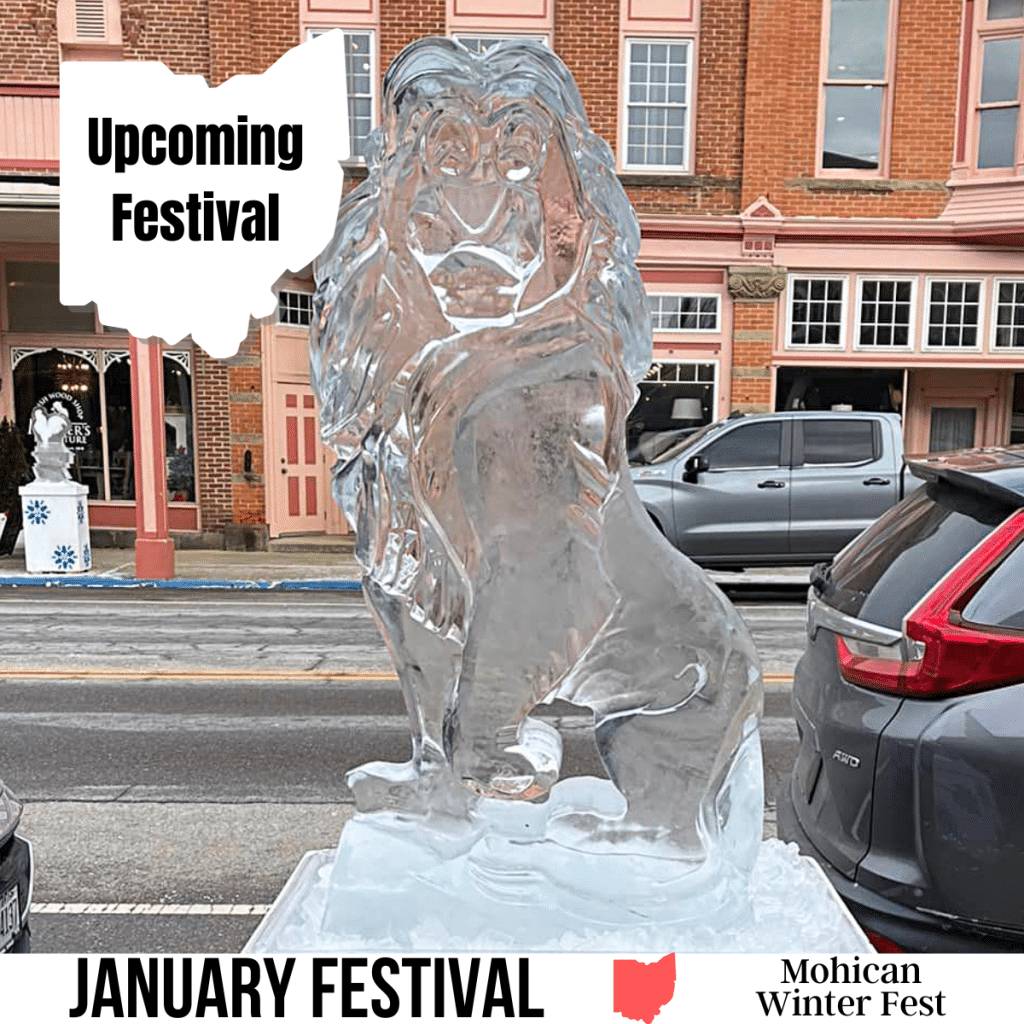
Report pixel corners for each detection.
[452,34,548,54]
[925,280,983,349]
[994,280,1024,347]
[278,290,313,327]
[855,279,913,347]
[623,39,692,171]
[647,293,719,332]
[974,2,1023,169]
[307,30,375,162]
[787,277,845,346]
[819,0,897,175]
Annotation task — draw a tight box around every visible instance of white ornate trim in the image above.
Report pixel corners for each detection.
[163,349,191,373]
[102,349,130,370]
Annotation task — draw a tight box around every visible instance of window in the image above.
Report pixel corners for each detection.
[802,420,876,464]
[820,0,895,172]
[1011,372,1024,443]
[704,422,783,470]
[974,1,1023,169]
[278,290,313,327]
[627,361,716,463]
[453,34,547,54]
[962,535,1024,632]
[994,280,1024,347]
[856,279,913,347]
[623,39,691,171]
[926,280,983,348]
[647,294,719,332]
[788,277,845,346]
[307,30,375,161]
[10,346,196,503]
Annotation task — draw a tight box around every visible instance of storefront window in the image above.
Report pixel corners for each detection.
[9,346,197,503]
[1012,373,1024,445]
[5,262,97,333]
[627,361,716,463]
[164,354,195,502]
[12,348,104,498]
[103,352,134,500]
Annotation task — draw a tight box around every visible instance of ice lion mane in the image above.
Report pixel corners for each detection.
[310,37,762,910]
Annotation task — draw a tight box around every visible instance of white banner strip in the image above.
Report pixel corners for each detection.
[0,952,1016,1021]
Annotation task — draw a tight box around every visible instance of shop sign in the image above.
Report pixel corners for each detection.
[31,392,92,452]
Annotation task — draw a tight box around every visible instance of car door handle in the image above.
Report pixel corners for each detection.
[757,479,786,489]
[863,477,890,486]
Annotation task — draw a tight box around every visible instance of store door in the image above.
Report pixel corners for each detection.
[271,383,325,535]
[905,370,1014,455]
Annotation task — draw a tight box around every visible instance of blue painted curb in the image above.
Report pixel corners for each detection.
[0,575,363,591]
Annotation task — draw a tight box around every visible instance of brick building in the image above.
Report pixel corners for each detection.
[1,0,1022,545]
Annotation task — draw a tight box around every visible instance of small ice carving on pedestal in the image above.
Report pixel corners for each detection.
[30,401,75,484]
[242,37,868,954]
[20,398,91,574]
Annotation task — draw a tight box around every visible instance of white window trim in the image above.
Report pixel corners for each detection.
[647,292,721,334]
[277,289,314,329]
[451,32,550,51]
[620,37,695,174]
[852,276,917,353]
[784,274,849,350]
[306,27,377,165]
[991,277,1024,350]
[923,276,986,353]
[641,358,719,422]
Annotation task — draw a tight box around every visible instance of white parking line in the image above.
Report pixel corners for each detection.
[32,902,271,916]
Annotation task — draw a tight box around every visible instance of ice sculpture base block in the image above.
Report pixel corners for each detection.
[19,481,92,574]
[244,829,872,954]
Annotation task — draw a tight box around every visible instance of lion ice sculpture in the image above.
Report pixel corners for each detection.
[310,37,764,944]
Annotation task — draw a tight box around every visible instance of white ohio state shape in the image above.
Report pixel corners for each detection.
[60,31,349,359]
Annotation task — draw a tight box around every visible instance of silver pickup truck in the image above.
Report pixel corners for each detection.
[630,410,919,568]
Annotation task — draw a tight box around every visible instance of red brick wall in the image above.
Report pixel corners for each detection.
[730,302,775,412]
[124,1,210,76]
[193,348,233,530]
[227,326,266,525]
[556,0,620,153]
[253,0,298,73]
[380,0,445,77]
[741,0,959,218]
[1,2,60,82]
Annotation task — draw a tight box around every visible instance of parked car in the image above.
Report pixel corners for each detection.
[630,411,918,567]
[0,779,31,953]
[778,446,1024,952]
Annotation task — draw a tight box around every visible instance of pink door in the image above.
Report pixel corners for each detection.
[273,384,325,535]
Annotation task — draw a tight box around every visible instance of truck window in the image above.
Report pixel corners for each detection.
[802,420,876,465]
[704,422,782,470]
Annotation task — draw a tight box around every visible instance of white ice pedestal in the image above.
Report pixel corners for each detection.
[243,829,872,955]
[19,481,92,574]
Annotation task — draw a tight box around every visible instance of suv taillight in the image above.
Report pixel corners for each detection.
[837,509,1024,699]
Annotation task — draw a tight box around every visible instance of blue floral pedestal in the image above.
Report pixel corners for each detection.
[18,481,91,574]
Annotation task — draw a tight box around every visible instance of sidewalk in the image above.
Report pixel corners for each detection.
[0,542,363,590]
[0,539,811,591]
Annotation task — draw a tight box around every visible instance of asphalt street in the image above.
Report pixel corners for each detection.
[0,587,809,953]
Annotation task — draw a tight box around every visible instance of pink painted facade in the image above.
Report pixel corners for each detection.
[1,0,1022,549]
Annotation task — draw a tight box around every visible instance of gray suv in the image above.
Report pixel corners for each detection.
[779,447,1024,952]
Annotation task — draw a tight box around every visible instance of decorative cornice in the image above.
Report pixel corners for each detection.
[121,3,148,46]
[30,0,57,41]
[727,265,787,303]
